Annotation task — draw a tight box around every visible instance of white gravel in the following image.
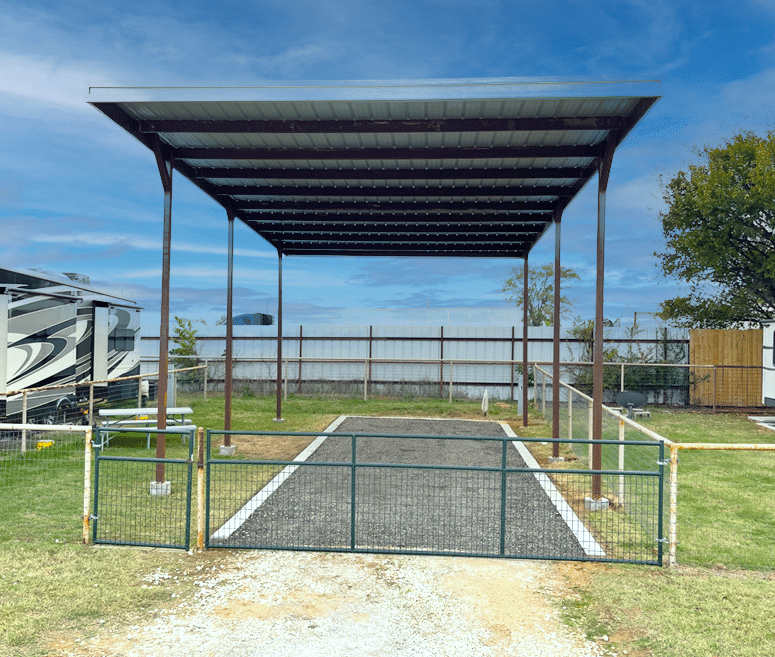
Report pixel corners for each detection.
[70,550,613,657]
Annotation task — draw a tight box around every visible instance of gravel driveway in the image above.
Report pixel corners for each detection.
[62,550,610,657]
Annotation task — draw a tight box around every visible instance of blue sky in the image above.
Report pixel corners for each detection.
[2,0,774,332]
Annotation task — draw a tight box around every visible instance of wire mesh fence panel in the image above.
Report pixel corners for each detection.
[671,448,775,570]
[0,425,88,543]
[92,428,194,549]
[205,427,664,563]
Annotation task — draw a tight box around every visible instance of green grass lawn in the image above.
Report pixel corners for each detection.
[3,395,775,657]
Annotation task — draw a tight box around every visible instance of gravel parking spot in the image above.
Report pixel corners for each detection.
[222,417,585,559]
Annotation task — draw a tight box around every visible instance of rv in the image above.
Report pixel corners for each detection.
[0,267,144,424]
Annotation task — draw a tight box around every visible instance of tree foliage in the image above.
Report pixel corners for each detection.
[655,131,775,328]
[502,263,580,326]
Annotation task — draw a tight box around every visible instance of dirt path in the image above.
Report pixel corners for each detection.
[55,550,612,657]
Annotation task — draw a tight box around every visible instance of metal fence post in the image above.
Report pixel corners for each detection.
[203,360,208,401]
[137,374,143,407]
[568,387,573,441]
[82,427,93,544]
[449,361,454,404]
[620,363,625,392]
[89,383,94,425]
[542,369,547,417]
[364,360,368,402]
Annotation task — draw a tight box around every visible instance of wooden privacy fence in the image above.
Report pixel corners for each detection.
[689,329,762,407]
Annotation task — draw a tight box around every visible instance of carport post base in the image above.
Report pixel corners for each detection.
[273,418,285,423]
[150,481,172,497]
[548,456,565,464]
[584,497,609,511]
[219,445,237,456]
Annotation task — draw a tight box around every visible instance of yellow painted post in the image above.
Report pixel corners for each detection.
[668,442,679,567]
[83,428,92,544]
[196,427,205,551]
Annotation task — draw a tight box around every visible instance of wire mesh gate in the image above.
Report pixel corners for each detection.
[205,429,665,565]
[92,426,196,549]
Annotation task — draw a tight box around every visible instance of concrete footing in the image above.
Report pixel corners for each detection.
[219,445,237,456]
[548,456,565,464]
[584,497,610,511]
[150,480,172,497]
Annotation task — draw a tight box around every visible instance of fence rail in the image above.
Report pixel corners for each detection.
[534,365,775,569]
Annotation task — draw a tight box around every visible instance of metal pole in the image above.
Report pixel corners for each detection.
[568,387,573,441]
[154,140,173,484]
[592,136,616,499]
[552,211,563,458]
[203,359,208,401]
[137,374,143,408]
[449,361,454,404]
[522,256,529,427]
[363,360,368,402]
[620,363,625,392]
[88,383,94,425]
[439,326,444,398]
[275,251,284,422]
[224,210,234,440]
[618,417,626,503]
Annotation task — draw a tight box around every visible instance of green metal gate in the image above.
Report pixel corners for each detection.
[205,430,665,565]
[92,426,195,549]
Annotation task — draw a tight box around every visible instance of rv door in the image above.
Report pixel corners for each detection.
[763,321,775,407]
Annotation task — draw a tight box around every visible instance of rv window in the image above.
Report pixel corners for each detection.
[109,328,135,352]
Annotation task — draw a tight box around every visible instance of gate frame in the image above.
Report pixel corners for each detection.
[204,426,665,565]
[92,425,196,549]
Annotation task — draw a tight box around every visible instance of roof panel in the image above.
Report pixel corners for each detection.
[88,77,659,259]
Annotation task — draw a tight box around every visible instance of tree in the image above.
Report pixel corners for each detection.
[502,263,580,326]
[169,316,205,383]
[655,131,775,328]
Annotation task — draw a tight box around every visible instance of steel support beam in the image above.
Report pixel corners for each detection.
[275,250,284,422]
[552,207,564,458]
[522,255,529,428]
[592,136,618,498]
[152,136,173,483]
[224,207,235,440]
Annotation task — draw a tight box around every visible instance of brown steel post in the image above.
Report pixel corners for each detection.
[592,136,617,498]
[511,326,515,401]
[552,210,563,458]
[522,255,529,427]
[275,250,284,421]
[439,326,444,398]
[298,325,303,395]
[153,139,173,483]
[224,209,235,440]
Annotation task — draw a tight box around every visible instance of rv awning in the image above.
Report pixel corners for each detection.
[87,79,660,259]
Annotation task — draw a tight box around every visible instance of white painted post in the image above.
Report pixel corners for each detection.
[137,374,143,407]
[364,360,368,402]
[668,443,679,567]
[618,417,626,503]
[21,391,27,454]
[449,361,454,404]
[284,358,288,401]
[203,359,208,401]
[88,383,94,425]
[620,363,625,392]
[587,399,593,469]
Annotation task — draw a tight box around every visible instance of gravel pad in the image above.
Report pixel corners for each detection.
[217,418,586,559]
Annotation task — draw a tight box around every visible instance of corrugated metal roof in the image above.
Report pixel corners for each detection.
[87,78,660,259]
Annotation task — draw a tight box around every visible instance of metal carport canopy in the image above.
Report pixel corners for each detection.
[87,78,659,259]
[87,78,660,494]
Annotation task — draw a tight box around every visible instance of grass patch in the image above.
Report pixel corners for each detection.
[559,563,775,657]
